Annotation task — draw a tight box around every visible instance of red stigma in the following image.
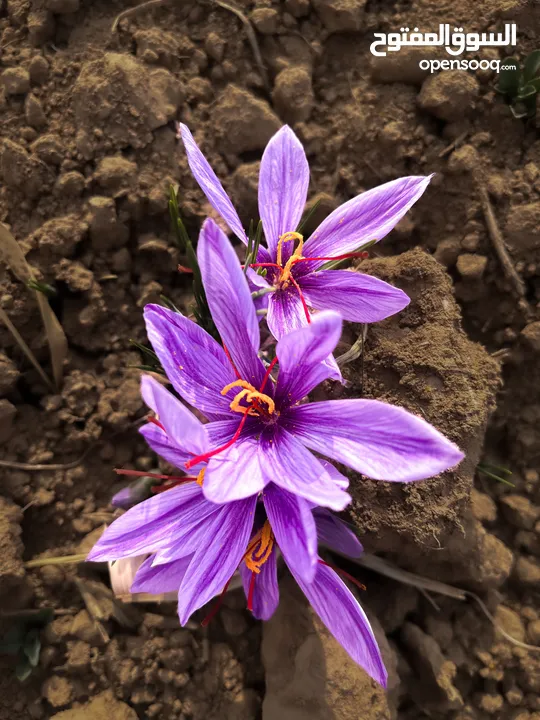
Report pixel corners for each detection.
[185,408,250,470]
[201,575,233,627]
[147,416,165,430]
[260,356,278,393]
[318,559,366,591]
[247,571,256,611]
[223,344,242,380]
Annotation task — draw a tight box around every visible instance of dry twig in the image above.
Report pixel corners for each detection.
[212,0,270,92]
[112,0,172,31]
[477,184,527,299]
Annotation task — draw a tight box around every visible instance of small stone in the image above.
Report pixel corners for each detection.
[2,67,30,95]
[471,489,497,523]
[65,640,91,672]
[418,71,479,121]
[462,232,481,252]
[25,94,47,129]
[0,353,20,396]
[220,608,248,636]
[494,606,526,644]
[0,399,16,443]
[87,196,128,250]
[70,609,106,646]
[45,0,79,12]
[476,693,504,714]
[312,0,365,32]
[272,66,314,123]
[28,9,56,47]
[42,675,74,708]
[522,322,540,353]
[448,145,480,173]
[456,254,488,280]
[250,8,279,34]
[515,556,540,586]
[285,0,310,17]
[55,171,85,197]
[501,495,540,530]
[111,247,131,273]
[434,237,461,268]
[39,565,65,587]
[160,648,194,672]
[528,620,540,644]
[204,32,226,62]
[31,134,64,165]
[49,690,137,719]
[94,155,137,195]
[213,85,280,154]
[45,616,74,644]
[29,55,49,85]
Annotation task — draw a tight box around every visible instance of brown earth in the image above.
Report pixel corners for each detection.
[1,0,540,718]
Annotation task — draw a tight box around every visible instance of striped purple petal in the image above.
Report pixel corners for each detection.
[258,125,309,260]
[180,124,248,244]
[303,175,432,266]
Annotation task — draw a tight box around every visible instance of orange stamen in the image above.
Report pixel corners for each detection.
[276,231,304,267]
[244,521,274,574]
[221,380,275,416]
[292,251,369,265]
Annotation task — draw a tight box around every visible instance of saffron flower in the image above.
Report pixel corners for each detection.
[139,217,463,512]
[88,397,386,685]
[180,123,431,339]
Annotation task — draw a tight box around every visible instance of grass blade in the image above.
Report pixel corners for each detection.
[0,223,67,389]
[0,307,54,391]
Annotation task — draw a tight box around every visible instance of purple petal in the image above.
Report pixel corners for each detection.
[314,509,363,558]
[144,304,235,418]
[246,268,271,317]
[266,287,307,341]
[303,175,432,265]
[87,483,204,561]
[150,494,225,566]
[290,560,387,687]
[132,555,192,594]
[275,311,343,405]
[180,124,248,244]
[177,495,257,624]
[263,484,317,583]
[203,433,267,504]
[286,399,464,482]
[240,551,279,621]
[261,427,350,511]
[258,125,309,259]
[140,423,204,473]
[141,375,208,455]
[111,477,155,510]
[198,219,265,387]
[300,270,410,323]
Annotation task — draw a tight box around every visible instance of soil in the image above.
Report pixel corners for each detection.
[1,0,540,718]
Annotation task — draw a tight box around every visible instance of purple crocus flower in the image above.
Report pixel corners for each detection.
[140,217,463,510]
[180,123,431,339]
[88,428,386,685]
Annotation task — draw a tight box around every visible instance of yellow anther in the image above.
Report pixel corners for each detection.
[196,467,206,486]
[221,380,275,416]
[276,231,304,267]
[221,380,254,396]
[244,521,274,573]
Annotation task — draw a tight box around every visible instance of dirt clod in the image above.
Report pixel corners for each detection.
[418,71,479,121]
